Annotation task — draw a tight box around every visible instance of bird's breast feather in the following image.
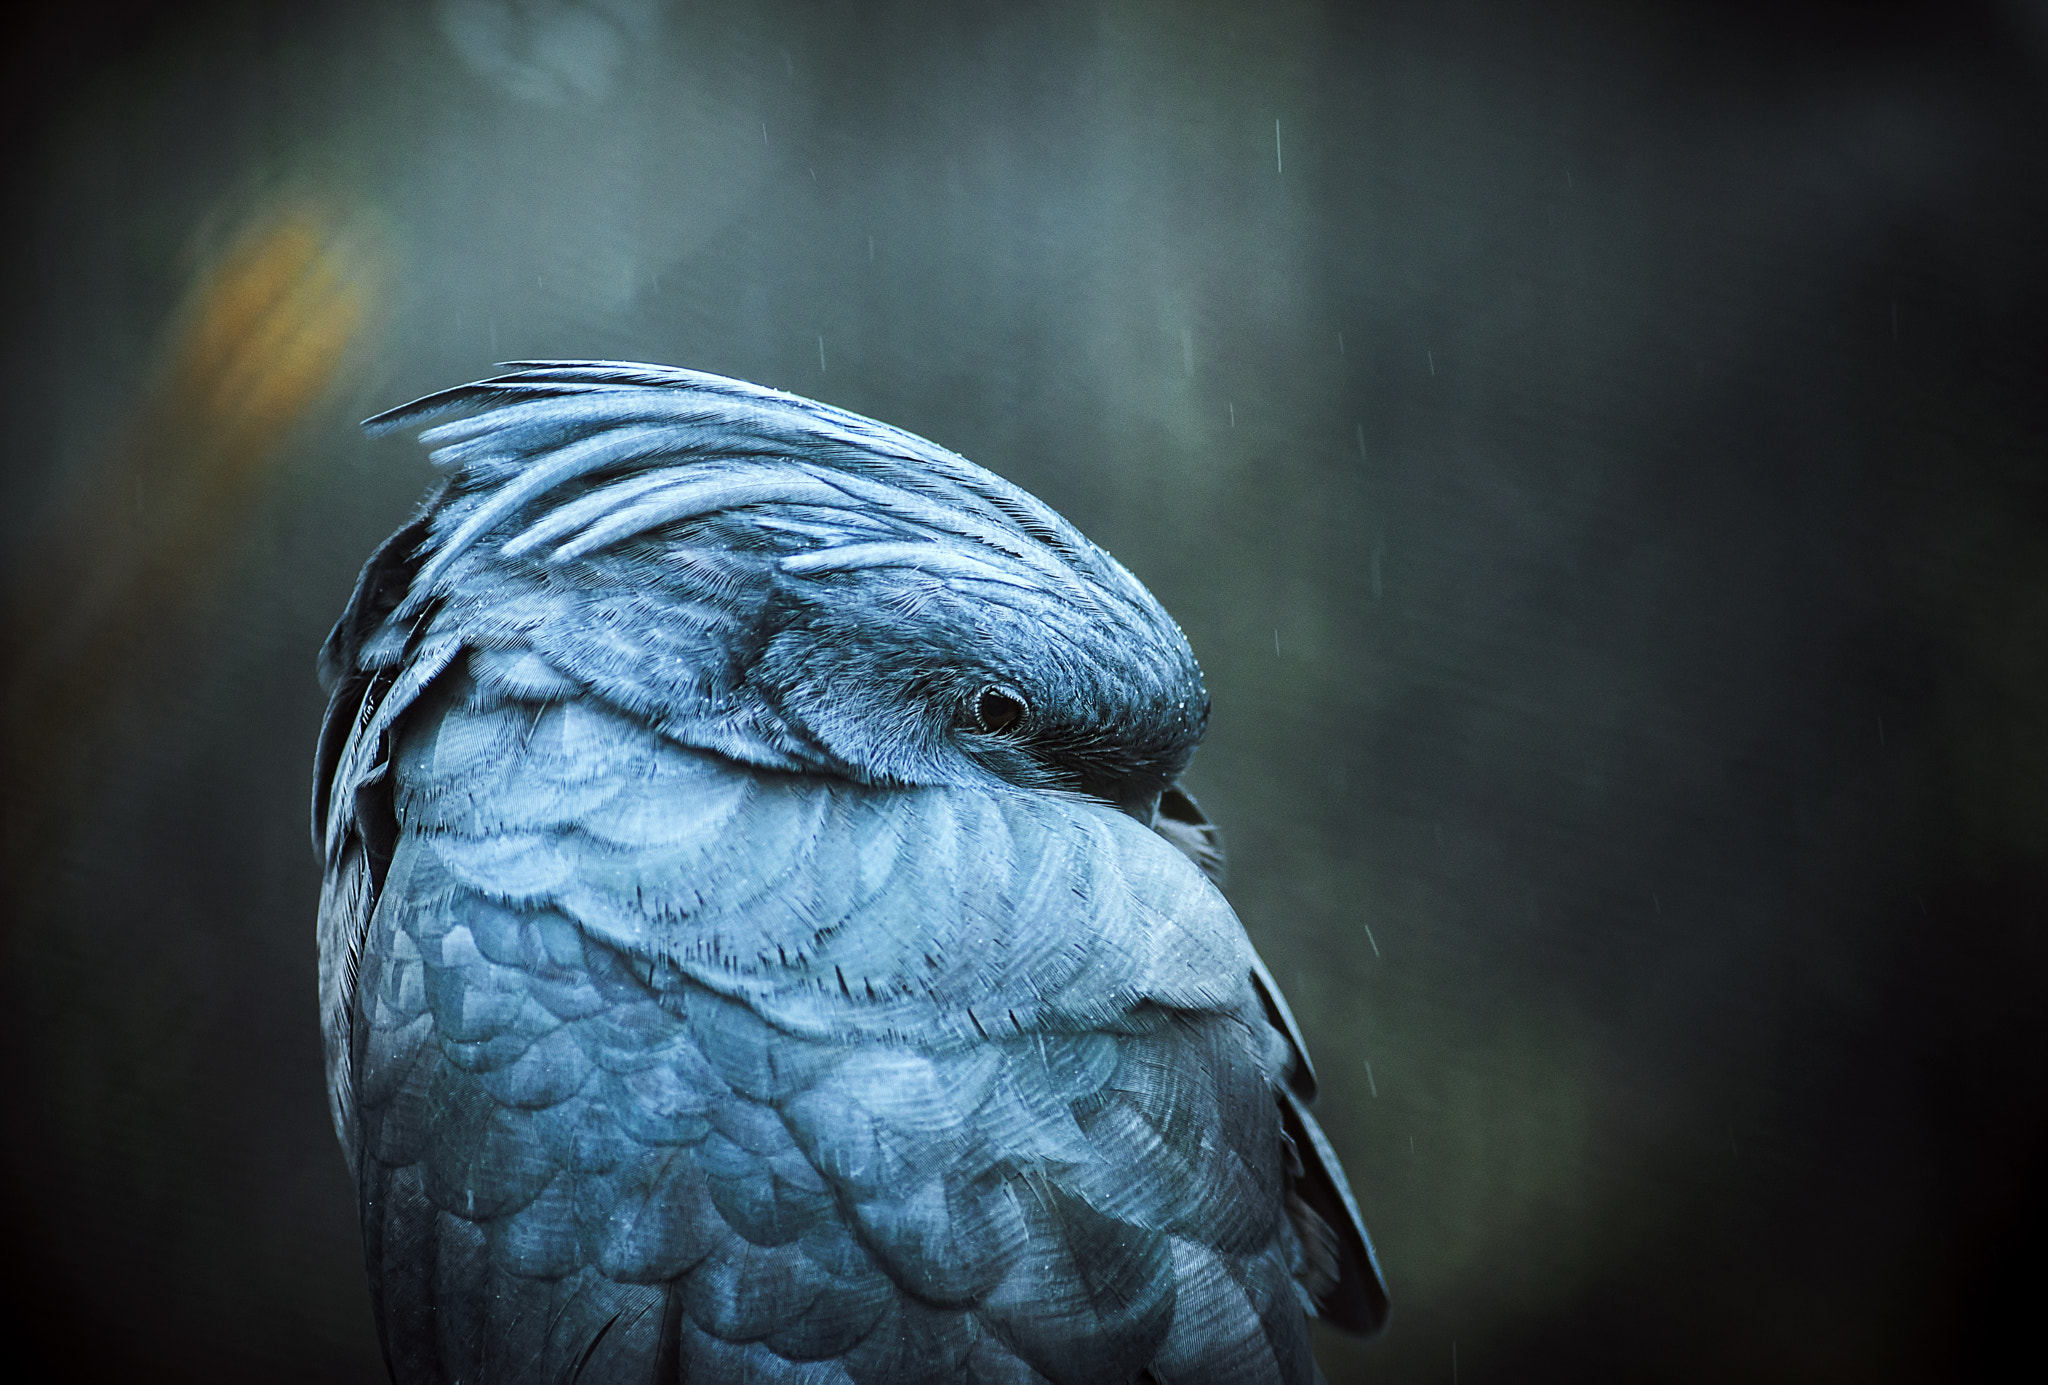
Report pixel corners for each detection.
[401,689,1257,1047]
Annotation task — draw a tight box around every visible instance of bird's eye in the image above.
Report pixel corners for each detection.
[972,686,1027,735]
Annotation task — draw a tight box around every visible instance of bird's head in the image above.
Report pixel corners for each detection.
[751,526,1208,819]
[359,363,1210,828]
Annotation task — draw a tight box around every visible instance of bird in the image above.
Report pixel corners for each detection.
[313,361,1387,1384]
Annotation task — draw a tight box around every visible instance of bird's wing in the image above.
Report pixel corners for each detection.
[1162,792,1391,1339]
[327,649,1382,1382]
[313,511,457,1163]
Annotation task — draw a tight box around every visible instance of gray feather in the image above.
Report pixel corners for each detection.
[317,362,1386,1383]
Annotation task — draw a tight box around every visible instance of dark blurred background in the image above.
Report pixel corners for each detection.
[4,1,2046,1380]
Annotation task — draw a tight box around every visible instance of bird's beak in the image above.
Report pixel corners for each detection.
[1068,763,1164,824]
[1149,782,1227,884]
